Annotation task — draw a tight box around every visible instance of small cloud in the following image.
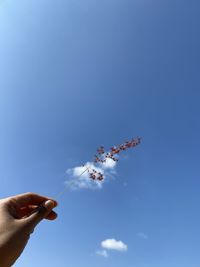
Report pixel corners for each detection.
[65,162,104,190]
[65,156,117,190]
[101,238,128,252]
[137,232,148,240]
[96,250,109,258]
[101,157,117,169]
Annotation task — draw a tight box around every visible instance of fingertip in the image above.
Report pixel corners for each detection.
[43,200,55,210]
[46,211,58,220]
[53,200,58,207]
[45,197,58,208]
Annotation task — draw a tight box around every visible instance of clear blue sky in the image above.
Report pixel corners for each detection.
[1,0,200,266]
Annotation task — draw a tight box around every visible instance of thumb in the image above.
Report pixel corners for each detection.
[24,200,55,228]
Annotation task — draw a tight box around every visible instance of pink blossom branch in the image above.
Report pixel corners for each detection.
[84,137,141,181]
[57,137,141,197]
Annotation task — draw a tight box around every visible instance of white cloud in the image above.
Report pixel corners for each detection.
[73,162,104,177]
[65,162,104,190]
[101,157,117,169]
[65,155,117,190]
[96,250,109,258]
[101,238,128,252]
[137,232,148,240]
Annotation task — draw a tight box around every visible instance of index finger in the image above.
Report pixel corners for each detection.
[9,192,58,207]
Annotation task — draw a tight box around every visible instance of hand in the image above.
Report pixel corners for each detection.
[0,192,58,267]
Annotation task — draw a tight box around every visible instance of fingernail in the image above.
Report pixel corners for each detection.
[43,200,54,210]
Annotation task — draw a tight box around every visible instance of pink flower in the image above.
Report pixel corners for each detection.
[85,137,141,181]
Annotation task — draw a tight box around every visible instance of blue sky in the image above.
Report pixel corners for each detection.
[1,0,200,266]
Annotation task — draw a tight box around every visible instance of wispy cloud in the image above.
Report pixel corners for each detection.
[101,238,128,252]
[137,232,148,240]
[96,250,109,258]
[65,157,117,190]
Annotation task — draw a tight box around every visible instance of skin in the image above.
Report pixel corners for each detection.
[0,192,58,267]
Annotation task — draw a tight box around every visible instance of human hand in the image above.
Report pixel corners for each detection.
[0,192,58,267]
